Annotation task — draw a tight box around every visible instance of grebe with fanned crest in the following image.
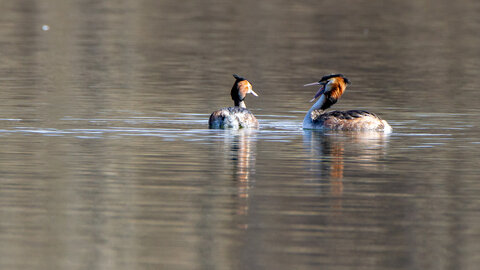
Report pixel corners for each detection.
[303,74,391,132]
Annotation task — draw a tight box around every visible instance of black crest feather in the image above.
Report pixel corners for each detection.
[320,74,351,84]
[233,74,246,81]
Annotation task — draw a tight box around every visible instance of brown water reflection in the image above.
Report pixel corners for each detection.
[303,131,389,210]
[220,130,257,228]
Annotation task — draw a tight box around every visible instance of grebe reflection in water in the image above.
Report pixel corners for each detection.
[303,130,390,208]
[221,129,257,228]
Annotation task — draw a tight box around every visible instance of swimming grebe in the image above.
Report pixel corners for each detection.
[303,74,392,132]
[209,74,259,129]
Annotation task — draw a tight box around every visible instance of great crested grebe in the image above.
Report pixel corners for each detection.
[303,74,392,132]
[209,74,259,129]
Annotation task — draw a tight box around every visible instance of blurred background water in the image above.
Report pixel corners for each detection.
[0,0,479,269]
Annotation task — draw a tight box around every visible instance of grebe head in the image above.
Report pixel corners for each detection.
[304,74,350,103]
[231,74,258,108]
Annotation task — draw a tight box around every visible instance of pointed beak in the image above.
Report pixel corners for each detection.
[303,82,322,87]
[249,89,258,97]
[304,82,326,102]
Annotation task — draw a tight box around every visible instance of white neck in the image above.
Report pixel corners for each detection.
[238,101,246,108]
[303,95,325,128]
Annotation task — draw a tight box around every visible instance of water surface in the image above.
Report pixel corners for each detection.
[0,1,479,269]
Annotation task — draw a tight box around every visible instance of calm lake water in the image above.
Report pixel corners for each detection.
[1,1,479,269]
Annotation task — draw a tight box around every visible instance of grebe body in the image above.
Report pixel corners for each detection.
[209,75,259,129]
[303,74,391,132]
